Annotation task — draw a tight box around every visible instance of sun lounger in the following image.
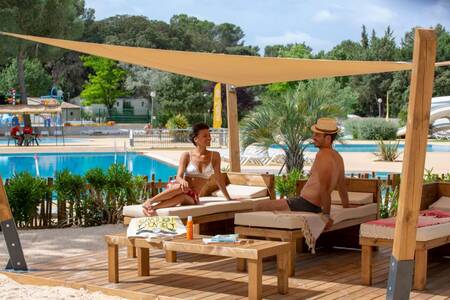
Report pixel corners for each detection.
[234,178,380,276]
[266,147,286,165]
[122,172,275,258]
[241,144,270,165]
[360,182,450,290]
[123,172,276,232]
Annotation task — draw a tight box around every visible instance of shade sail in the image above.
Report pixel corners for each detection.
[0,104,61,114]
[1,32,414,87]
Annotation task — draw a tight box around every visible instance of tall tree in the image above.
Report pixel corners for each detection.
[80,56,127,116]
[361,25,369,49]
[0,58,52,97]
[0,0,85,124]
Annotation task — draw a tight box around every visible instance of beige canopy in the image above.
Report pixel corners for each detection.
[0,104,61,114]
[0,32,414,87]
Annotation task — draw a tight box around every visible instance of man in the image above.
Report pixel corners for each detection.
[10,124,23,146]
[255,117,349,229]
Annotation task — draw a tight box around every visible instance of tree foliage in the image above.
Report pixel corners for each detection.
[80,56,127,115]
[0,58,52,96]
[2,1,450,125]
[0,0,85,104]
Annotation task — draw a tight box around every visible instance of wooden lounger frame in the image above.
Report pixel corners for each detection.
[360,182,450,290]
[124,172,275,229]
[360,235,450,290]
[124,172,275,258]
[235,178,380,276]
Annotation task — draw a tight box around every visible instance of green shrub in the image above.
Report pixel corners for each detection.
[84,168,108,225]
[54,169,86,226]
[374,140,401,161]
[165,114,189,129]
[423,168,441,183]
[105,164,136,223]
[344,118,398,140]
[380,184,399,218]
[5,172,49,225]
[166,114,190,142]
[343,119,361,139]
[275,168,307,198]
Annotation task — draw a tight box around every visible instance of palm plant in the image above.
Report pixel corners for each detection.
[374,140,401,161]
[241,79,350,172]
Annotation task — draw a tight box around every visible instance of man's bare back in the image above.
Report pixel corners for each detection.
[301,148,348,214]
[254,118,349,227]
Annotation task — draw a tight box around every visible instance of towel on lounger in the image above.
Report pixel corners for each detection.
[274,211,327,253]
[366,209,450,228]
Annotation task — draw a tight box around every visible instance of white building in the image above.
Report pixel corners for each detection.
[71,97,150,116]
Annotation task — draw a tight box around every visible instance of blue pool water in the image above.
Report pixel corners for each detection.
[0,152,177,180]
[274,143,450,153]
[345,171,391,179]
[0,137,82,145]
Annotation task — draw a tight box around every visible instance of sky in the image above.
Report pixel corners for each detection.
[84,0,450,53]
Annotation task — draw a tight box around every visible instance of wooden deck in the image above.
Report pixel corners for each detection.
[2,246,449,299]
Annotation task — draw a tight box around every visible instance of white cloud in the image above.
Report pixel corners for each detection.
[313,10,337,23]
[355,4,396,24]
[255,31,332,52]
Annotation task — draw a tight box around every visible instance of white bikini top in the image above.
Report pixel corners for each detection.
[185,152,214,179]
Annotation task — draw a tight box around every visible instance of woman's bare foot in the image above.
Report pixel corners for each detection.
[142,205,156,217]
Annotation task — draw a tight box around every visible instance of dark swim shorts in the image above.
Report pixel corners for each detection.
[286,196,322,213]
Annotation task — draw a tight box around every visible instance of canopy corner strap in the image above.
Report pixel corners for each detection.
[0,177,28,271]
[387,28,437,300]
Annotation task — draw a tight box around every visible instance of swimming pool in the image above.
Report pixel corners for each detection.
[274,143,450,152]
[0,152,177,180]
[0,137,83,145]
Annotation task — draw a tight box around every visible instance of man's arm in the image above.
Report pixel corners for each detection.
[337,173,349,208]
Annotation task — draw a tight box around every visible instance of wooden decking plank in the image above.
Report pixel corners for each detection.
[132,254,236,295]
[189,258,281,299]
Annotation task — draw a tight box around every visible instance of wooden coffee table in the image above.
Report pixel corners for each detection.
[105,233,290,300]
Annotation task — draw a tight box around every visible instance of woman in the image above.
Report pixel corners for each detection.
[142,123,232,216]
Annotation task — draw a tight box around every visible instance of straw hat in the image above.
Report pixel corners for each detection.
[311,118,339,134]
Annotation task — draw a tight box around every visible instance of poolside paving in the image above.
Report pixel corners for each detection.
[1,138,449,174]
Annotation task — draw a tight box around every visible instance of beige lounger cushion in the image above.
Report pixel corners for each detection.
[123,196,270,218]
[360,221,450,241]
[331,191,373,205]
[429,196,450,211]
[234,203,377,229]
[212,184,268,199]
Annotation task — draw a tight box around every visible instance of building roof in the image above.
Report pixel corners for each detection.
[60,101,80,109]
[0,104,61,114]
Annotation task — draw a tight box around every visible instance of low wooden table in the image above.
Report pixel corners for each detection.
[105,233,290,300]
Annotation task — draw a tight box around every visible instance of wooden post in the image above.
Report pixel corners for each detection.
[387,28,436,300]
[226,84,241,172]
[107,244,119,283]
[0,177,28,271]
